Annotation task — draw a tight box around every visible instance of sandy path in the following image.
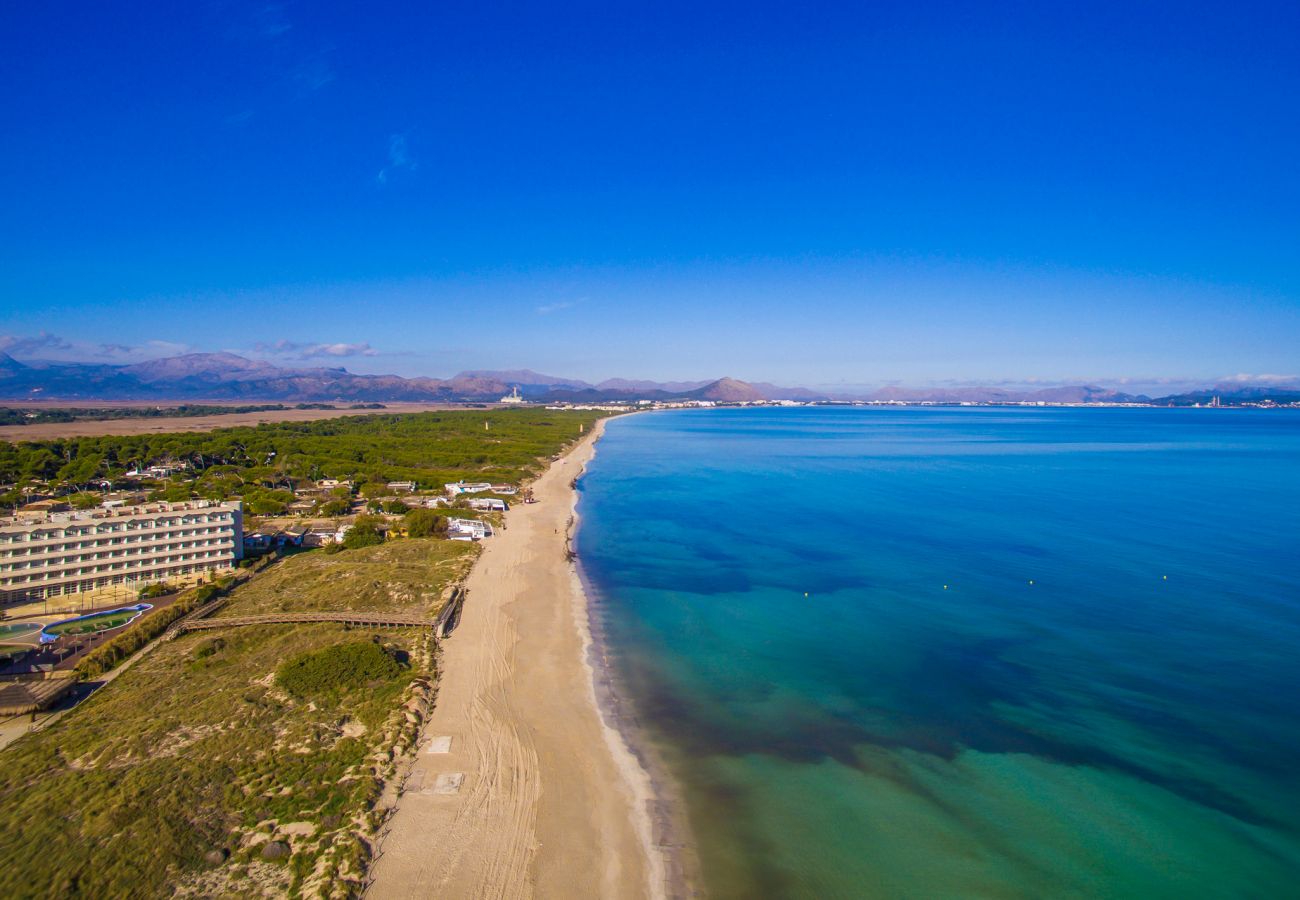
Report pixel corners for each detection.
[367,419,664,900]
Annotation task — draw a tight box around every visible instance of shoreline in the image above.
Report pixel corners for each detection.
[569,424,700,899]
[366,416,674,899]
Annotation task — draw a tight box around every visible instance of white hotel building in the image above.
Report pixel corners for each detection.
[0,500,243,605]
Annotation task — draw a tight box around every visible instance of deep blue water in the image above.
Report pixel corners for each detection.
[576,407,1300,898]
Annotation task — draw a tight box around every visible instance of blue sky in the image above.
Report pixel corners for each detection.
[1,1,1297,390]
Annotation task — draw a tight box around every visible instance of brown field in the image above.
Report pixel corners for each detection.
[0,401,480,441]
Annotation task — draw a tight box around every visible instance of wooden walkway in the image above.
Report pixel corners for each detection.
[173,612,437,634]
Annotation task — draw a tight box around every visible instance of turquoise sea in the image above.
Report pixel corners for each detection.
[575,407,1300,898]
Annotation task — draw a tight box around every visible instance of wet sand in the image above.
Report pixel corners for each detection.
[367,419,668,900]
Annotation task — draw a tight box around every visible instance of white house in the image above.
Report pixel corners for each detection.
[447,518,494,541]
[467,498,508,512]
[445,481,493,496]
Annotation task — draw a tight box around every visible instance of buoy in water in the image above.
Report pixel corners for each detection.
[1029,580,1034,585]
[943,585,948,590]
[1163,575,1168,580]
[804,592,809,598]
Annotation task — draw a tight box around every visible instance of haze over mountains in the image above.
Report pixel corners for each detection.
[0,352,1295,406]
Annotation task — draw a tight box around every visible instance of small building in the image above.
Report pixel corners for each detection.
[243,530,276,553]
[445,481,493,496]
[288,500,317,515]
[281,525,309,547]
[317,479,352,490]
[387,481,417,493]
[303,526,339,547]
[447,518,494,541]
[489,484,518,495]
[500,386,525,404]
[467,498,508,512]
[16,500,70,522]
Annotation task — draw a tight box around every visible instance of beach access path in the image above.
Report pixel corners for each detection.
[367,418,664,900]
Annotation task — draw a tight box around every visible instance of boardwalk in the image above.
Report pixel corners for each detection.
[174,612,437,634]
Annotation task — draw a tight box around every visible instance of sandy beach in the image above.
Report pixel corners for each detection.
[367,418,668,900]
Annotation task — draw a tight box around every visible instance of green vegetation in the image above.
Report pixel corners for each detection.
[0,539,470,898]
[0,403,371,427]
[319,498,350,516]
[75,581,229,679]
[43,609,141,637]
[0,409,607,498]
[403,508,448,537]
[276,640,403,698]
[213,538,475,618]
[340,514,385,550]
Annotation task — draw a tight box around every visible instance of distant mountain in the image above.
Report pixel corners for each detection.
[458,370,594,397]
[122,352,283,384]
[0,353,27,377]
[0,351,1288,406]
[684,377,769,402]
[1153,385,1300,406]
[0,353,510,402]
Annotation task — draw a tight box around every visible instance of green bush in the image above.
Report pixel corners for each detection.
[403,508,447,537]
[192,637,226,659]
[275,640,402,697]
[341,515,385,550]
[320,499,350,516]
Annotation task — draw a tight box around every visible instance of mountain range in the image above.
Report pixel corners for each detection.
[0,352,1294,406]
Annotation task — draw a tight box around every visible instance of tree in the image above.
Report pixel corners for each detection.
[246,497,286,515]
[342,515,385,550]
[403,508,447,538]
[359,481,388,499]
[320,499,350,517]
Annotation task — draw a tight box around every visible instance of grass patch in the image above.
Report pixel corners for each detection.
[0,539,467,898]
[277,640,402,698]
[214,537,476,619]
[44,609,142,637]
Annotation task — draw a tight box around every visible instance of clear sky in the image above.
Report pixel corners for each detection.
[2,1,1298,390]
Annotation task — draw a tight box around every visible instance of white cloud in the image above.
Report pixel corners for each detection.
[253,340,380,360]
[536,298,585,315]
[1,332,196,363]
[1217,373,1300,386]
[376,134,417,185]
[0,331,73,356]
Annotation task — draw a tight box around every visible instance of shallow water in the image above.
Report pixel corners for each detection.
[576,407,1300,898]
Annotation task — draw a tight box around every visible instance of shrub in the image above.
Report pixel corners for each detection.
[192,637,226,659]
[319,499,350,517]
[341,515,385,550]
[403,508,447,538]
[275,640,402,697]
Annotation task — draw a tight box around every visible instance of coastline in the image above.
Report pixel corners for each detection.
[367,416,674,899]
[570,423,700,899]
